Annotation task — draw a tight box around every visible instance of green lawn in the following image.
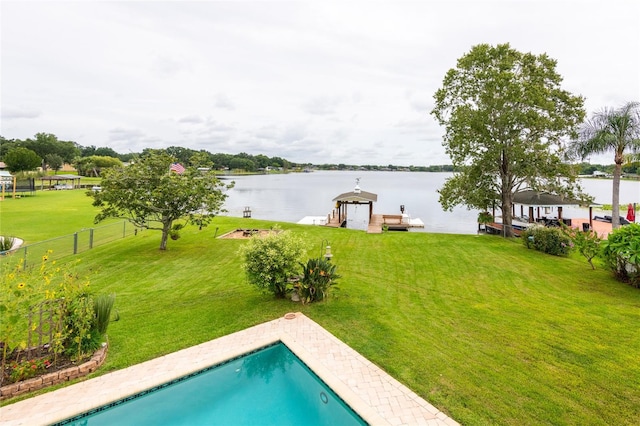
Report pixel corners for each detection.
[1,191,639,425]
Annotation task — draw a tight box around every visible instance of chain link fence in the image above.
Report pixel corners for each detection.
[1,221,136,268]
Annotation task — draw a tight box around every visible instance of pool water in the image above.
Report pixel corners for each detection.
[57,342,367,425]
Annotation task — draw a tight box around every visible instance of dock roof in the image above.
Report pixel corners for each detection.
[513,190,580,206]
[332,190,378,203]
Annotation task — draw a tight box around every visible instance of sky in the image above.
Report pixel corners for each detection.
[1,0,638,166]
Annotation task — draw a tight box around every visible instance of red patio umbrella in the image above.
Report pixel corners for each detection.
[627,203,636,223]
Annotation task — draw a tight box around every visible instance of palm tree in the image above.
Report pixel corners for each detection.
[569,102,640,229]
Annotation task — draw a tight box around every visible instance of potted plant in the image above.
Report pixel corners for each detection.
[477,212,493,232]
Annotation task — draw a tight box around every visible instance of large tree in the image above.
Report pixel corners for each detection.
[90,151,233,250]
[568,102,640,229]
[3,147,42,172]
[431,43,586,236]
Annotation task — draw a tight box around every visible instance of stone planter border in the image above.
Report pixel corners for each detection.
[0,343,108,401]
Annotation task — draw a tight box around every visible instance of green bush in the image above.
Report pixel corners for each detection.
[239,229,306,298]
[0,236,15,252]
[63,293,101,359]
[522,225,573,256]
[600,223,640,288]
[562,225,601,269]
[298,257,341,304]
[93,293,115,336]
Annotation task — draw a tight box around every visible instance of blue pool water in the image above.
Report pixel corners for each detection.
[57,342,367,425]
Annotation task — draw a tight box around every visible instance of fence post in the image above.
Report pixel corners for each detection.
[90,228,94,249]
[23,246,28,268]
[74,232,78,255]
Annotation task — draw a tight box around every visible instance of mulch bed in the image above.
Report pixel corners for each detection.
[219,229,281,239]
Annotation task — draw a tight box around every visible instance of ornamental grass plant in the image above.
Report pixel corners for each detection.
[1,191,639,425]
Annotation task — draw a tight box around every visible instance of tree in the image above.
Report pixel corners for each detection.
[3,147,42,172]
[431,43,586,237]
[24,133,80,163]
[189,151,213,168]
[74,155,122,177]
[568,102,640,229]
[89,151,233,250]
[44,153,64,173]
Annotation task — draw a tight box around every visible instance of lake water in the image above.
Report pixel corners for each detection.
[222,171,639,235]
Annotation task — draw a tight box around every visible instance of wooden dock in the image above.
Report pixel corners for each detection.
[325,211,345,228]
[368,214,384,233]
[322,210,424,234]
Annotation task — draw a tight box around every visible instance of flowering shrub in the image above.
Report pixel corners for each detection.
[1,251,114,383]
[297,258,341,304]
[600,223,640,287]
[522,225,573,256]
[9,357,51,382]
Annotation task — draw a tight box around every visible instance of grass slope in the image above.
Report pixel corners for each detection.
[1,192,639,425]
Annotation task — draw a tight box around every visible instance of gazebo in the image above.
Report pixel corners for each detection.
[512,190,582,224]
[331,179,377,226]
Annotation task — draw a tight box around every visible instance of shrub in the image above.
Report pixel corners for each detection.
[562,225,601,269]
[62,294,102,360]
[522,225,573,256]
[600,223,640,287]
[93,293,116,336]
[239,228,306,298]
[0,236,15,252]
[0,252,109,371]
[297,257,341,304]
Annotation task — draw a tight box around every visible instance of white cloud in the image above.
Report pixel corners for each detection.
[1,0,638,165]
[1,106,42,119]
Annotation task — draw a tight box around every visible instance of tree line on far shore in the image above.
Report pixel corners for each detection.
[0,133,636,176]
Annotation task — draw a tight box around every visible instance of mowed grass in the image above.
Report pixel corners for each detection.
[1,191,639,425]
[0,190,114,244]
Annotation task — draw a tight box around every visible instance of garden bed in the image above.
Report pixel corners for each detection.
[0,344,108,401]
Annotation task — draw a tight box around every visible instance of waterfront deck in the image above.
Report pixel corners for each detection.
[484,218,615,238]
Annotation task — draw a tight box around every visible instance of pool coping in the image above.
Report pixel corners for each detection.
[0,313,458,426]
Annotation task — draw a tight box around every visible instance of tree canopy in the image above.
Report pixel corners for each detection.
[431,43,587,236]
[89,151,233,250]
[568,101,640,229]
[74,156,123,177]
[3,147,42,172]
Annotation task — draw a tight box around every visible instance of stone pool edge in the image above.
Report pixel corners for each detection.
[0,313,458,426]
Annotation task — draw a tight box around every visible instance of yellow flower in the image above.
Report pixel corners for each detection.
[42,255,49,261]
[17,282,25,289]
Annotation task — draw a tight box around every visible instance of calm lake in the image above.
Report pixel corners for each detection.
[222,171,639,234]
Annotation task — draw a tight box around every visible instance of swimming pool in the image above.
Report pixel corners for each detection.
[56,342,366,425]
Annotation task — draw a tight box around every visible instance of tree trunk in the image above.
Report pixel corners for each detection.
[501,193,514,237]
[159,220,172,250]
[501,149,514,237]
[611,155,623,229]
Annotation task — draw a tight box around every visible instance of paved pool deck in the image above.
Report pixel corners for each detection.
[0,313,459,426]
